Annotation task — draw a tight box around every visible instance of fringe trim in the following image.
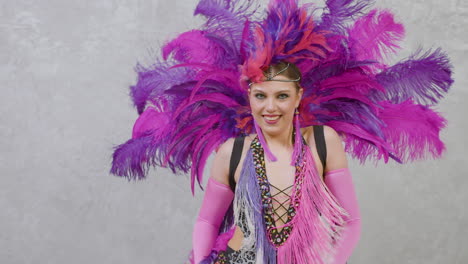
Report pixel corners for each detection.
[234,148,277,263]
[276,146,349,264]
[233,138,348,263]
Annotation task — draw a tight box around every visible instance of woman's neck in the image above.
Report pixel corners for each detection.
[261,124,295,150]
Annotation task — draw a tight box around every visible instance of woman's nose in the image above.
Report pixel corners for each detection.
[265,98,277,112]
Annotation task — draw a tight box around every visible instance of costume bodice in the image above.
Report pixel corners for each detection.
[231,132,347,264]
[249,135,307,247]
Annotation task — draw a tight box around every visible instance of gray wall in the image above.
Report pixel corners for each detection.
[1,0,467,263]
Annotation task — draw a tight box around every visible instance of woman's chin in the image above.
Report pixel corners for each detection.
[258,122,289,136]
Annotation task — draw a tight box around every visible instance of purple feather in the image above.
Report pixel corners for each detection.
[130,61,195,114]
[318,0,373,34]
[111,0,454,200]
[375,48,454,105]
[110,108,174,180]
[110,135,156,180]
[320,100,385,137]
[195,0,258,51]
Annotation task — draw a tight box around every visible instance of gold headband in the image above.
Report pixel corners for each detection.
[248,63,301,87]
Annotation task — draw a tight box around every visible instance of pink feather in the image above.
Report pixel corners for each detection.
[131,107,170,139]
[377,99,447,162]
[348,9,405,63]
[326,120,394,164]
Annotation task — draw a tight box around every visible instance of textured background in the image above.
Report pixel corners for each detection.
[1,0,467,263]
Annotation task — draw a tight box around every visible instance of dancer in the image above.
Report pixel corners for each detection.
[193,61,359,264]
[110,0,453,263]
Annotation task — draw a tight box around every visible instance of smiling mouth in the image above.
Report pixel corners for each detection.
[263,115,280,121]
[263,115,281,123]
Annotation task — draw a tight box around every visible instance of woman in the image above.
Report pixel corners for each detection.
[110,0,452,263]
[192,62,360,264]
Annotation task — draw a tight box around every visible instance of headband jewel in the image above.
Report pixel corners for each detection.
[248,63,301,87]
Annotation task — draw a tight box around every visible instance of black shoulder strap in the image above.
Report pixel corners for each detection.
[228,136,245,192]
[313,125,327,173]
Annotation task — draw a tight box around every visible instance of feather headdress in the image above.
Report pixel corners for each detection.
[110,0,453,194]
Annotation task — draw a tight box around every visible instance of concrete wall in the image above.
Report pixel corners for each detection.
[1,0,467,263]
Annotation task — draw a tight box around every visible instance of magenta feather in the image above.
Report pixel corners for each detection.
[326,120,394,164]
[377,99,447,162]
[348,9,405,63]
[111,0,453,197]
[163,30,228,65]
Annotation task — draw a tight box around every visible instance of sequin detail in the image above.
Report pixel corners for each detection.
[214,246,256,264]
[251,136,306,247]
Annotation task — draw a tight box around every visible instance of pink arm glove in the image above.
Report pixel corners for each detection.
[324,168,361,264]
[192,177,234,264]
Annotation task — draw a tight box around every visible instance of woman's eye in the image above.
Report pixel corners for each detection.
[255,93,265,99]
[278,94,289,99]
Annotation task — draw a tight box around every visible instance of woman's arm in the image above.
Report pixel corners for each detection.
[192,139,235,264]
[323,126,362,264]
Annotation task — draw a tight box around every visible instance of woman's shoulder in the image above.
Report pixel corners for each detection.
[211,135,254,185]
[303,125,347,172]
[302,125,341,145]
[322,125,348,172]
[210,138,235,185]
[216,134,255,156]
[323,125,342,144]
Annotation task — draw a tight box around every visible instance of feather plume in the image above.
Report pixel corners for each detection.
[377,99,447,162]
[195,0,259,54]
[375,48,454,105]
[327,120,394,164]
[110,135,156,180]
[162,30,234,66]
[241,0,329,82]
[130,61,195,114]
[348,9,405,62]
[319,0,373,34]
[111,0,453,198]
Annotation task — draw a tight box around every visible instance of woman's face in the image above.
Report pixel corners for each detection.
[248,75,303,137]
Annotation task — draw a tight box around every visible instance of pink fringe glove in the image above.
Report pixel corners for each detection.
[324,168,362,264]
[192,177,234,264]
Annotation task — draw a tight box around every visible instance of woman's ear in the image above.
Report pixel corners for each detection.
[296,87,304,108]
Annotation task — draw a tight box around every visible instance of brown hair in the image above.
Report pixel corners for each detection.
[263,61,302,90]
